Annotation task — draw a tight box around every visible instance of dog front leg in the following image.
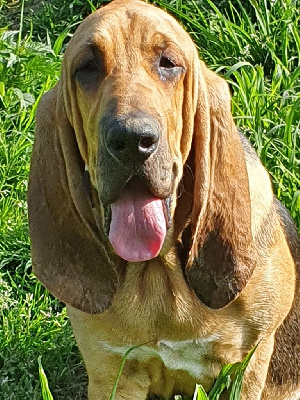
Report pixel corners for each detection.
[240,337,275,400]
[86,353,151,400]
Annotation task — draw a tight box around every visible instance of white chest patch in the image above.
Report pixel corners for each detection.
[101,336,220,379]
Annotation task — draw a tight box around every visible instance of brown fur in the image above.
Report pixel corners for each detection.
[28,0,300,399]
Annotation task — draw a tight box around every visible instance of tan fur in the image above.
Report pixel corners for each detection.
[28,0,299,399]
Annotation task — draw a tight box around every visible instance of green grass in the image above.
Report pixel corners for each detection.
[0,270,87,399]
[0,0,299,399]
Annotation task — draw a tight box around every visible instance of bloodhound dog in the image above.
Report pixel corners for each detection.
[28,0,300,399]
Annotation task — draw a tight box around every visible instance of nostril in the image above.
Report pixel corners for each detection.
[113,139,126,152]
[139,137,156,150]
[138,134,158,154]
[105,114,159,161]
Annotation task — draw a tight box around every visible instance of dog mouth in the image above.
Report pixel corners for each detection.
[104,177,172,262]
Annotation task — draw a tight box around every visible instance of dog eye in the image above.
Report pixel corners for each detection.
[74,58,101,89]
[83,60,98,72]
[76,59,98,75]
[158,54,184,81]
[159,56,176,69]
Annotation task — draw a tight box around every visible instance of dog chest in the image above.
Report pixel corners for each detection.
[100,336,221,380]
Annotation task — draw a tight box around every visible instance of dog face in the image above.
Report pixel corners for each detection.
[61,0,200,263]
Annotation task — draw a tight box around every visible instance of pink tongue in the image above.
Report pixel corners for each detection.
[109,184,167,262]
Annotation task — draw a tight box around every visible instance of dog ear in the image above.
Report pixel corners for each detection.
[28,84,124,314]
[182,61,257,309]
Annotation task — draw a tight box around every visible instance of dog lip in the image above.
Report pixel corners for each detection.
[104,205,112,236]
[163,196,172,229]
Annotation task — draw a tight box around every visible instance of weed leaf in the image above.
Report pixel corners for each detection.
[194,384,209,400]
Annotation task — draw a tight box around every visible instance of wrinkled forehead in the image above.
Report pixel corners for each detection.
[64,0,195,64]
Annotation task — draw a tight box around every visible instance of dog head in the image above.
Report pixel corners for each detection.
[28,0,256,313]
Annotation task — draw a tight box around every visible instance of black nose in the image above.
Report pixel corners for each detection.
[104,113,159,164]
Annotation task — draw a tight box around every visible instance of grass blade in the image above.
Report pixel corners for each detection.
[38,356,54,400]
[208,363,235,399]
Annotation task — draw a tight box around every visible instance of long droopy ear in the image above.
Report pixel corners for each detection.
[28,84,124,314]
[183,61,257,309]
